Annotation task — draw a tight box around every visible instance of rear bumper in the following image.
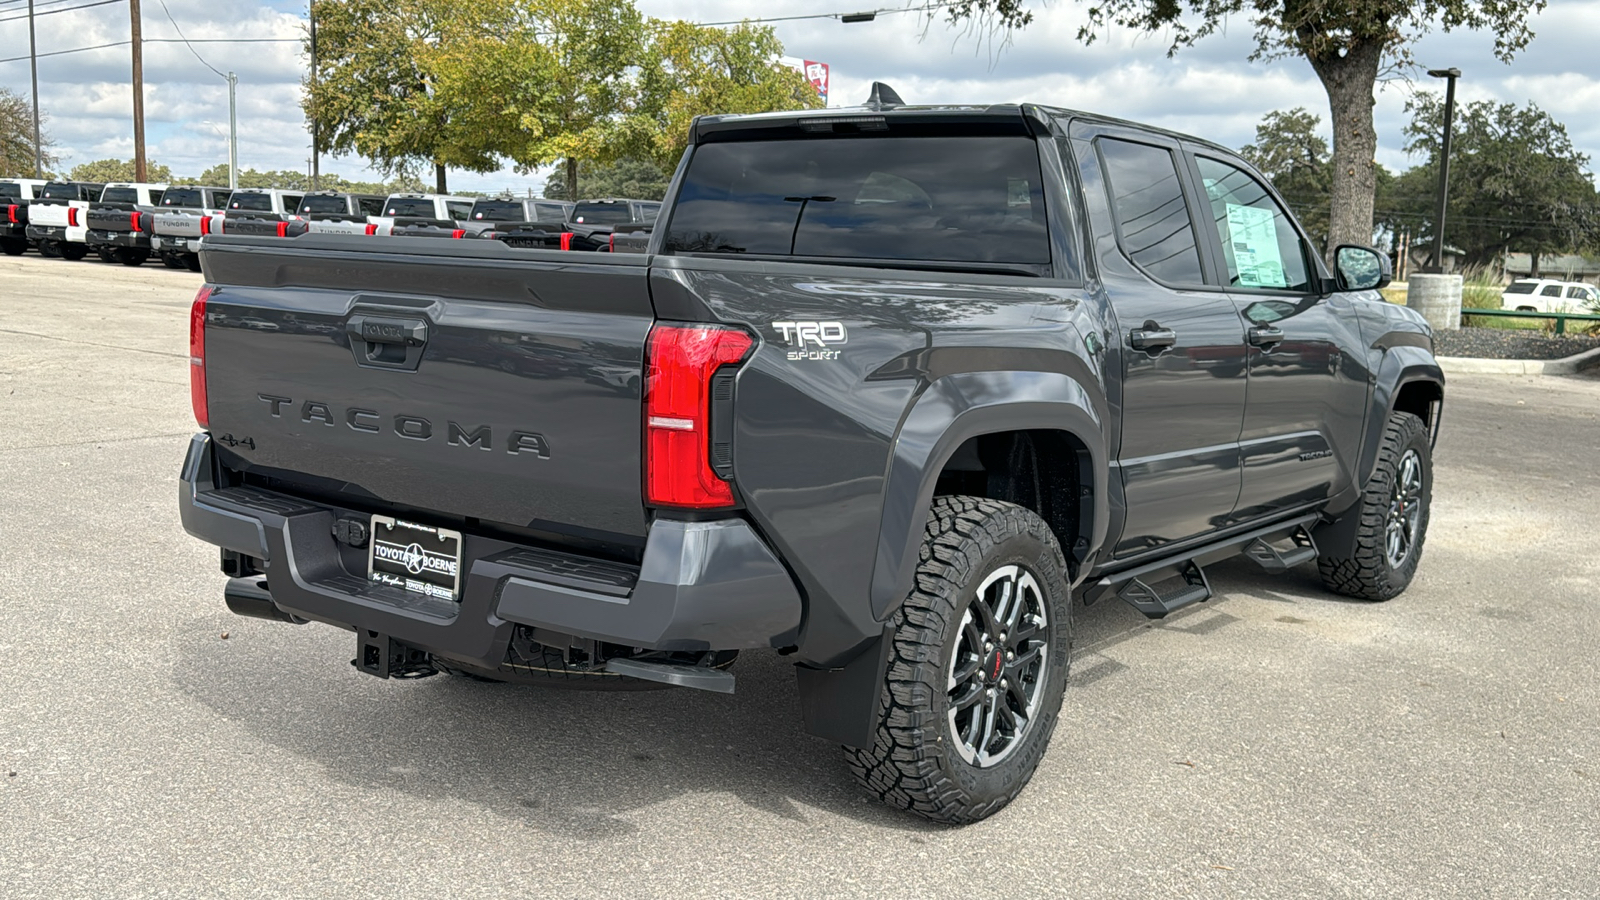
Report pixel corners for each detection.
[178,434,803,665]
[86,229,150,249]
[151,235,197,252]
[25,225,72,241]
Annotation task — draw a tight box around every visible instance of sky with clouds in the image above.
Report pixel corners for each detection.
[2,0,1597,195]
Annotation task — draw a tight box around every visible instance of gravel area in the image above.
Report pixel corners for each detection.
[1434,326,1600,360]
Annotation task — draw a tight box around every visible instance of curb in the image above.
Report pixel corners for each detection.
[1436,346,1600,376]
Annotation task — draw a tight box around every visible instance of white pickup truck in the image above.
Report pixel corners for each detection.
[151,186,233,270]
[296,191,389,236]
[1,178,47,255]
[24,181,105,260]
[369,192,475,234]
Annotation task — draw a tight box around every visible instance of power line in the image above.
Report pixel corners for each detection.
[153,0,221,78]
[143,37,298,43]
[0,38,127,63]
[0,0,121,24]
[698,0,962,27]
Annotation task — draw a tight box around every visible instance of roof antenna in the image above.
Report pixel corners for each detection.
[864,82,905,111]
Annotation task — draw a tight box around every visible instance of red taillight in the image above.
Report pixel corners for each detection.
[190,286,212,429]
[275,221,288,238]
[451,229,465,239]
[609,233,616,252]
[559,232,572,251]
[68,207,79,227]
[364,223,377,235]
[644,324,752,509]
[130,212,143,233]
[5,205,16,224]
[199,215,211,236]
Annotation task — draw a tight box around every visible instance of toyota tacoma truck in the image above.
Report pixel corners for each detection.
[180,89,1443,824]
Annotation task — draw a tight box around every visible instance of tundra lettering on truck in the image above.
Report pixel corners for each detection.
[181,83,1443,827]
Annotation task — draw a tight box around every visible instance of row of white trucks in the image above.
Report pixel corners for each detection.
[1,178,661,270]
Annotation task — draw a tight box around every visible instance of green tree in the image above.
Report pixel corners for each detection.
[1,88,57,178]
[304,0,503,192]
[944,0,1544,259]
[1391,94,1600,273]
[69,158,173,183]
[1240,107,1396,254]
[193,165,426,194]
[629,20,822,174]
[542,157,669,200]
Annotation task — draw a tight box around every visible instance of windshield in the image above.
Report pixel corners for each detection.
[162,188,203,207]
[230,193,274,211]
[1504,282,1537,294]
[665,136,1050,267]
[571,202,635,225]
[385,198,436,217]
[472,201,526,221]
[299,195,349,214]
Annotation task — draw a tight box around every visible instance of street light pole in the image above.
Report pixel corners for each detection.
[27,0,42,178]
[309,2,319,190]
[131,0,146,182]
[1425,67,1461,273]
[226,72,238,190]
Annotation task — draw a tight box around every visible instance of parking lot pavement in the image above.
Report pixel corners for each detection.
[2,251,1597,898]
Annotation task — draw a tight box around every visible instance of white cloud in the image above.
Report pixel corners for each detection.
[2,0,1595,191]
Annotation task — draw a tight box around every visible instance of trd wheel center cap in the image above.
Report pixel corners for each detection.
[989,651,1004,682]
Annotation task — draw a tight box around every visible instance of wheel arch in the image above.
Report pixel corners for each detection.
[868,370,1109,622]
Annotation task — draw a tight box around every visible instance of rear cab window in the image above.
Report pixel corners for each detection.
[162,188,204,208]
[101,187,138,204]
[231,193,274,212]
[573,202,635,225]
[299,194,350,215]
[1,183,22,199]
[385,198,437,217]
[663,135,1051,273]
[471,201,527,222]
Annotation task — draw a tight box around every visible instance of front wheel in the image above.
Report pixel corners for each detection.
[845,496,1072,824]
[1318,411,1432,600]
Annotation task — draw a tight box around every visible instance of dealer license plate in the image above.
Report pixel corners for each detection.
[367,516,463,602]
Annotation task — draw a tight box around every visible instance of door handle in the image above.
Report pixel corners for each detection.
[1248,325,1285,348]
[345,314,429,371]
[1129,323,1177,352]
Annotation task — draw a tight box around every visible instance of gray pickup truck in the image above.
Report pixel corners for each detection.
[179,89,1443,824]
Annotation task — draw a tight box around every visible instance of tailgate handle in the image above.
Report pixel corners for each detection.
[346,315,429,371]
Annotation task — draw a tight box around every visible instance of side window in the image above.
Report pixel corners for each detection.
[1540,284,1562,297]
[1096,138,1205,285]
[1564,285,1588,299]
[446,201,472,220]
[1195,157,1312,292]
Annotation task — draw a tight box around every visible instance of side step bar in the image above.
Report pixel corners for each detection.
[1085,513,1321,619]
[605,657,736,694]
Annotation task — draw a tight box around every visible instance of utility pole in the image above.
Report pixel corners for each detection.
[1425,67,1461,273]
[130,0,147,182]
[309,2,319,190]
[27,0,42,178]
[226,72,238,189]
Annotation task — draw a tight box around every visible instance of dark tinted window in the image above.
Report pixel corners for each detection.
[231,193,273,211]
[385,198,436,217]
[471,200,526,221]
[1504,281,1536,294]
[101,187,138,204]
[637,202,661,222]
[572,201,634,225]
[162,188,204,207]
[1540,284,1562,297]
[299,194,349,214]
[356,196,383,216]
[1097,138,1205,284]
[665,136,1049,267]
[0,183,21,199]
[534,202,570,220]
[41,183,74,199]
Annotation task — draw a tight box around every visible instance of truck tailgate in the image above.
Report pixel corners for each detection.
[200,234,655,541]
[153,210,204,237]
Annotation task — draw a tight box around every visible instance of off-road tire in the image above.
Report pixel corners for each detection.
[116,248,149,267]
[1318,411,1432,600]
[184,255,203,272]
[0,238,25,256]
[846,496,1072,824]
[59,243,88,261]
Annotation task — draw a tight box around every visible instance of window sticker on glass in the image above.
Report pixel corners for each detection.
[1224,202,1288,288]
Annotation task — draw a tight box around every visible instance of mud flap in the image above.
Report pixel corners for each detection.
[794,625,895,749]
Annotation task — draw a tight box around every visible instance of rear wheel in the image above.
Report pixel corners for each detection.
[37,240,59,258]
[96,247,116,263]
[846,496,1072,824]
[1318,412,1432,600]
[0,238,25,256]
[116,248,149,267]
[59,243,88,261]
[184,254,202,272]
[162,253,186,269]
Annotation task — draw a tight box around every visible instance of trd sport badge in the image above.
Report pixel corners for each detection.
[773,320,847,361]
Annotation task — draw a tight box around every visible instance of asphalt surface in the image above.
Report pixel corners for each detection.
[2,252,1597,898]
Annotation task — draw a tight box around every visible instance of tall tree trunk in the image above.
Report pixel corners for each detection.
[1530,251,1540,278]
[1306,38,1383,264]
[435,163,447,194]
[565,157,579,202]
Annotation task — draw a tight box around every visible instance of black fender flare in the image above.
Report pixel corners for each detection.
[1314,342,1443,557]
[868,369,1109,622]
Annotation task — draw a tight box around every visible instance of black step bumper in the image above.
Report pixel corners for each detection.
[178,434,803,666]
[86,229,150,250]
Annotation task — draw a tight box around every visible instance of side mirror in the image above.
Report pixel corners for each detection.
[1334,244,1392,292]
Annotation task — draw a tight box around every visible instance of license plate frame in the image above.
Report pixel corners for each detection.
[367,515,463,602]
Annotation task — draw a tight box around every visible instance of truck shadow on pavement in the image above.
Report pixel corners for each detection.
[168,558,1336,838]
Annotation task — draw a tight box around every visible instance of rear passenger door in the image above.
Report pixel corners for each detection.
[1186,151,1367,521]
[1072,124,1248,558]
